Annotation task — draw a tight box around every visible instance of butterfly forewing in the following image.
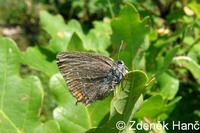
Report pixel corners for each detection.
[56,52,116,105]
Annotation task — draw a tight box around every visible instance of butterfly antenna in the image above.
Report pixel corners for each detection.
[118,40,124,60]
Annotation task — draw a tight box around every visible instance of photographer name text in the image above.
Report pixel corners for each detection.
[116,120,199,131]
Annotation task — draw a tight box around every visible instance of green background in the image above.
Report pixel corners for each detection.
[0,0,200,133]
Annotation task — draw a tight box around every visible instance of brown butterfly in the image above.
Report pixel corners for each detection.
[56,51,127,106]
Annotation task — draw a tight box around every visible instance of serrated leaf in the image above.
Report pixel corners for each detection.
[0,38,58,132]
[40,10,85,52]
[111,3,150,68]
[40,11,112,55]
[40,10,67,37]
[85,20,112,55]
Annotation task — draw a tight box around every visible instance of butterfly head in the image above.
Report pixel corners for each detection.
[116,60,128,77]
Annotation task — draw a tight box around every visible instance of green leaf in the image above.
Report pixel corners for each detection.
[40,10,69,37]
[43,120,61,133]
[0,38,58,132]
[134,95,164,119]
[111,3,150,68]
[67,32,85,51]
[134,95,182,120]
[189,1,200,18]
[40,10,112,55]
[49,74,111,132]
[88,70,149,132]
[158,72,179,100]
[163,96,182,114]
[173,56,200,84]
[40,10,84,52]
[85,20,112,55]
[111,71,148,116]
[21,47,58,76]
[153,25,188,47]
[187,40,200,62]
[156,46,179,76]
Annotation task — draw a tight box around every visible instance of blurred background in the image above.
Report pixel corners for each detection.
[0,0,200,132]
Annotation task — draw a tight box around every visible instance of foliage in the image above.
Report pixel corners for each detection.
[0,1,200,133]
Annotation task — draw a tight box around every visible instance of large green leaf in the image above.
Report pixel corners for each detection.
[111,3,150,68]
[40,10,85,53]
[49,74,111,132]
[0,38,59,132]
[40,10,112,55]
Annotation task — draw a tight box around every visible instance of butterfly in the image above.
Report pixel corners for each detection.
[56,51,128,106]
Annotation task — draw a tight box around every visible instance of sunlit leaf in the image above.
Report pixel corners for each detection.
[0,38,59,132]
[111,3,150,68]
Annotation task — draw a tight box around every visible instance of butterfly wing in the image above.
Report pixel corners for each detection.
[56,51,116,106]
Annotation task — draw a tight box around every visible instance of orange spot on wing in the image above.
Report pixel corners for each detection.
[77,92,84,100]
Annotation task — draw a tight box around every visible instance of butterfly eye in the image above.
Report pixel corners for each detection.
[117,60,123,64]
